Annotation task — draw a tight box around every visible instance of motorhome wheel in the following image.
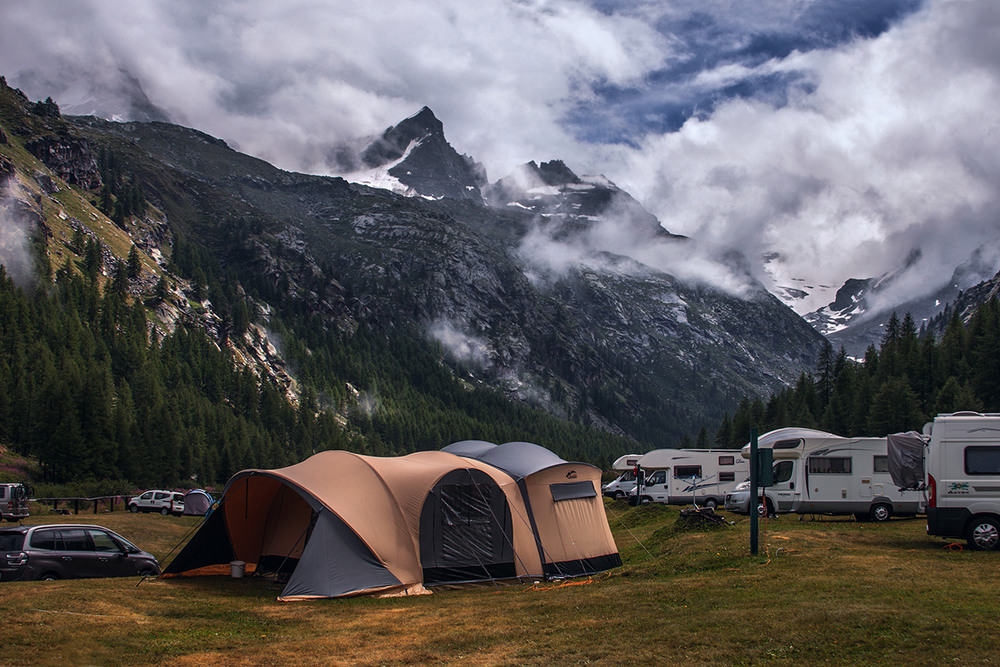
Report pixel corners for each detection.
[703,498,718,509]
[869,503,892,522]
[967,517,1000,551]
[613,491,624,500]
[756,500,775,518]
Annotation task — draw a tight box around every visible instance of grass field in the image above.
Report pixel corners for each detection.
[0,501,997,666]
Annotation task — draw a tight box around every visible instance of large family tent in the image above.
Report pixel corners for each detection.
[443,441,621,578]
[163,444,614,600]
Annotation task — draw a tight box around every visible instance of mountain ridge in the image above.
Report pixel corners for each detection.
[0,82,827,455]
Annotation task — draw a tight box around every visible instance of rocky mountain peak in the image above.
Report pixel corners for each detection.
[339,106,486,202]
[530,159,582,186]
[360,106,443,168]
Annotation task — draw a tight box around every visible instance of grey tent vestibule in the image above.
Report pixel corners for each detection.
[163,442,620,600]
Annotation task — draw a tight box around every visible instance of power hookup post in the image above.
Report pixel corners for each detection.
[749,427,773,556]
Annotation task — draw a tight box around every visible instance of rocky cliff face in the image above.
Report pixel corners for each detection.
[63,110,826,442]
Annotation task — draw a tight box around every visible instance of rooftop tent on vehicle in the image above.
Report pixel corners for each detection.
[162,449,547,600]
[181,489,215,516]
[441,440,622,579]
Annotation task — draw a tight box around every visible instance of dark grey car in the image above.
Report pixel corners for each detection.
[0,524,160,581]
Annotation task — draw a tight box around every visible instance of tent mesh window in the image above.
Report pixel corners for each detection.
[440,483,493,563]
[421,474,516,585]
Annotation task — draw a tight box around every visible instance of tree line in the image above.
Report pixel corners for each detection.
[713,306,998,448]
[0,257,637,489]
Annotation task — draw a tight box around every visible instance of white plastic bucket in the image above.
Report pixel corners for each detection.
[230,560,246,578]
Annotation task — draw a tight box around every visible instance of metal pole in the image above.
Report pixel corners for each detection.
[750,427,759,555]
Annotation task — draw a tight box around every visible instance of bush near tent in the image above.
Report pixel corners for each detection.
[163,442,621,600]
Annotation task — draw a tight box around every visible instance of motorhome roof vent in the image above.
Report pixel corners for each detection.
[773,439,802,449]
[951,411,984,417]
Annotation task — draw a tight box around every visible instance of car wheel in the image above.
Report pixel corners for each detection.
[129,504,139,513]
[40,573,60,581]
[967,517,1000,551]
[870,503,892,522]
[139,567,158,578]
[160,507,169,515]
[703,498,718,509]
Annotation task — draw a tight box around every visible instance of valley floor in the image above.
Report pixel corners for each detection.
[0,502,991,666]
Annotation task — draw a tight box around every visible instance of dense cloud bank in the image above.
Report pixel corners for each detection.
[3,0,998,307]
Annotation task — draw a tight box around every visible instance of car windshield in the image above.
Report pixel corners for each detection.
[0,532,25,550]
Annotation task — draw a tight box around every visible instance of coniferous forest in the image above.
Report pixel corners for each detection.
[0,263,636,490]
[713,307,999,448]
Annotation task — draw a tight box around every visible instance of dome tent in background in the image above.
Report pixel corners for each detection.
[181,489,215,516]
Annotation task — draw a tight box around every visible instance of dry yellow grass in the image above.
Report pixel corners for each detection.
[1,504,997,666]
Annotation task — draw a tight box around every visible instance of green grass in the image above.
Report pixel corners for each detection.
[0,502,993,666]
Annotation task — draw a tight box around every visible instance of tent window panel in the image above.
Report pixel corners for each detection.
[439,483,494,564]
[550,481,597,502]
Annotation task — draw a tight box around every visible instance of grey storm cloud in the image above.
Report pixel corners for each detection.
[2,0,998,310]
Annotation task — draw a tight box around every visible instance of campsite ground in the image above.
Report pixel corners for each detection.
[0,502,995,666]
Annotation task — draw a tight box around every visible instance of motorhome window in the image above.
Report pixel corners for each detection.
[873,455,889,473]
[719,472,736,482]
[964,447,1000,475]
[718,455,735,465]
[773,439,801,449]
[0,487,5,499]
[674,465,702,479]
[807,457,852,474]
[773,461,794,483]
[645,470,667,485]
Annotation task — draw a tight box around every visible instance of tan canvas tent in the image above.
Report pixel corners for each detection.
[164,443,619,600]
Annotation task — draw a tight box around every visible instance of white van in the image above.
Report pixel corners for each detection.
[912,412,1000,550]
[726,428,921,521]
[630,449,749,509]
[602,454,642,499]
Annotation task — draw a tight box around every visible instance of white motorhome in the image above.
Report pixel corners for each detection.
[602,454,642,499]
[630,449,749,509]
[910,412,1000,550]
[725,427,921,521]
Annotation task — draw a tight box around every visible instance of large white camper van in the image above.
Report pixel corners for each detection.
[602,454,643,499]
[725,428,921,521]
[915,412,1000,550]
[630,449,749,509]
